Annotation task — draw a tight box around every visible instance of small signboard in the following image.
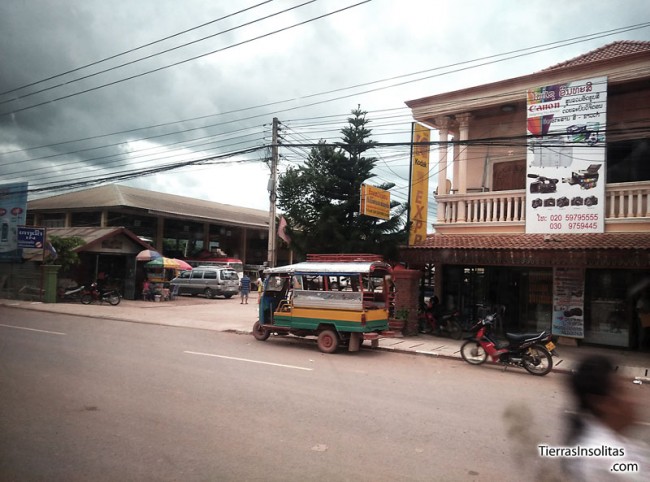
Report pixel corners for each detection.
[17,226,45,249]
[360,184,390,220]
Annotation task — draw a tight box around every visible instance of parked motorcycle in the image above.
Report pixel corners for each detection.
[460,312,557,376]
[419,309,463,340]
[81,282,121,306]
[57,285,86,302]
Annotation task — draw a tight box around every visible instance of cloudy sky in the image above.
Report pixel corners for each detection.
[1,0,649,221]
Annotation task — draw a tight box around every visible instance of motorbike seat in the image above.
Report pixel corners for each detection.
[505,332,545,344]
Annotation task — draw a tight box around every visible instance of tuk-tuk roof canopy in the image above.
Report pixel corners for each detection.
[264,260,392,276]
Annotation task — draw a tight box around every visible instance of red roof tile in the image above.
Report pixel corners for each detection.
[406,233,650,251]
[542,40,650,71]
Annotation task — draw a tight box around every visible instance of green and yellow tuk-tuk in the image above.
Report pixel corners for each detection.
[252,254,395,353]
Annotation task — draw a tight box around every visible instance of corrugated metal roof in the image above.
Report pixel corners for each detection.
[542,40,650,71]
[404,233,650,251]
[28,184,269,228]
[44,226,152,250]
[22,226,153,260]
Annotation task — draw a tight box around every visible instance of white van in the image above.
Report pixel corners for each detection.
[170,267,239,299]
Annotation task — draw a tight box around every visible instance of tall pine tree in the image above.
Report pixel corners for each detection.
[277,107,407,260]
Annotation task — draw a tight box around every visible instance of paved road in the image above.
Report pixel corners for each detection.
[2,296,650,378]
[2,310,649,481]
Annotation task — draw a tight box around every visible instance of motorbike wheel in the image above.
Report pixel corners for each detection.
[81,294,93,305]
[449,319,463,340]
[522,344,553,376]
[460,340,488,365]
[107,293,121,306]
[252,321,270,341]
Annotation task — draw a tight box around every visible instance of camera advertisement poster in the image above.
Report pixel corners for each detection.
[552,267,585,338]
[525,76,607,234]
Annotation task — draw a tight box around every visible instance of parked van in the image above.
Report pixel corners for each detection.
[170,266,239,299]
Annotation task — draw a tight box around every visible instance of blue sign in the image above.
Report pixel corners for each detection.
[17,226,45,249]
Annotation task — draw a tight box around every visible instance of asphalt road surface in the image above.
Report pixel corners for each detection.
[1,308,648,481]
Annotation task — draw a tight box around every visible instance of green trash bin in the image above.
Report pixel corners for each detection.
[42,264,61,303]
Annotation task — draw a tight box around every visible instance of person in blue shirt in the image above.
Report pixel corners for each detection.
[239,274,251,304]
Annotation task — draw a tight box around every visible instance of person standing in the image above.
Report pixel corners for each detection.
[239,273,251,304]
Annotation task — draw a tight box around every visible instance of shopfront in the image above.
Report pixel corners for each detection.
[402,233,650,351]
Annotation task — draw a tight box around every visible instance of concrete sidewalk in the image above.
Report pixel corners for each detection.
[2,296,649,379]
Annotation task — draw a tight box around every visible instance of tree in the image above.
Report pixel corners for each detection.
[45,235,85,273]
[277,107,407,260]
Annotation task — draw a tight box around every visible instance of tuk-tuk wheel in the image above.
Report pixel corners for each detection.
[252,321,270,341]
[317,329,339,354]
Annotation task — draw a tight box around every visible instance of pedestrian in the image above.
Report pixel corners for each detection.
[257,276,264,304]
[239,273,251,304]
[142,279,154,301]
[563,355,648,481]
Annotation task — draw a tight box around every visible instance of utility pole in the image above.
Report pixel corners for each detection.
[267,117,279,267]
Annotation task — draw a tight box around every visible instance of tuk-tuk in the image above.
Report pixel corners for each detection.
[252,254,395,353]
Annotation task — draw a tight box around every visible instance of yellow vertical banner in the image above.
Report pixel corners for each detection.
[409,123,430,245]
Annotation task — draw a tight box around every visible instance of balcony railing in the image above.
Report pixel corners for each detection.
[436,181,650,227]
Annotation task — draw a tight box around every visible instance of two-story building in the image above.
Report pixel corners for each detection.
[402,41,650,350]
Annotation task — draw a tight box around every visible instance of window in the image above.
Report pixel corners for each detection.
[607,139,650,183]
[221,270,239,281]
[191,271,204,280]
[203,271,217,280]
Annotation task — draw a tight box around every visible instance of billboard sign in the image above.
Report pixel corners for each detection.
[525,77,607,233]
[409,123,430,245]
[0,182,28,262]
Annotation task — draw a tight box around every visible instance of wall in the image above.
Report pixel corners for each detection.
[392,268,421,335]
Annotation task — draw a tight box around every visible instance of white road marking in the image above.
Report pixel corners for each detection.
[184,351,313,371]
[0,323,66,335]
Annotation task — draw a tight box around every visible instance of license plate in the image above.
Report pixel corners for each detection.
[546,341,556,352]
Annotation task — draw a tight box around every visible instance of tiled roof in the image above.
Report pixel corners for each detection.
[406,233,650,250]
[542,40,650,71]
[28,184,269,228]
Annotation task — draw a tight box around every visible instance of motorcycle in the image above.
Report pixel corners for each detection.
[460,312,557,376]
[57,285,86,302]
[81,282,121,306]
[419,309,463,340]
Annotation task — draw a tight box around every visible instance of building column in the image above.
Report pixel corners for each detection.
[100,209,108,227]
[64,212,72,227]
[435,116,451,225]
[203,223,210,251]
[435,116,451,196]
[456,112,472,222]
[239,228,248,265]
[156,216,164,252]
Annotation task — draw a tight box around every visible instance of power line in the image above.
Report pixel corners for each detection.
[0,0,275,98]
[0,0,372,117]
